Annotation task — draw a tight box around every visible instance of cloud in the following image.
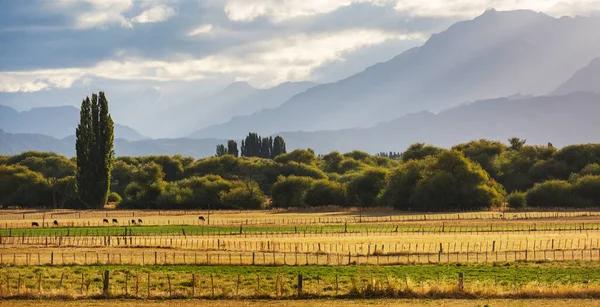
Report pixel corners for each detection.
[188,24,213,36]
[223,0,600,22]
[224,0,391,22]
[131,4,176,24]
[0,28,424,91]
[393,0,600,18]
[57,0,135,29]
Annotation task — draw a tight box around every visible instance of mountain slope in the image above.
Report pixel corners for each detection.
[157,81,317,138]
[553,57,600,95]
[0,105,148,141]
[278,92,600,153]
[0,130,223,158]
[190,10,600,140]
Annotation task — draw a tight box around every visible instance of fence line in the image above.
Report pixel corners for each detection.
[1,235,599,255]
[1,248,600,266]
[0,269,595,299]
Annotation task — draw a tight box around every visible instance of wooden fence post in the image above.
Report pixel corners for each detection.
[167,274,172,297]
[211,274,215,297]
[457,273,464,291]
[192,274,195,297]
[298,274,303,296]
[103,270,110,296]
[147,272,151,298]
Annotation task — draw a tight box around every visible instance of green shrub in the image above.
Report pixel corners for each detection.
[506,191,526,208]
[107,192,122,203]
[526,180,572,208]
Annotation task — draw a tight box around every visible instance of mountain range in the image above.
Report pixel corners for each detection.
[0,105,147,141]
[2,9,600,157]
[190,9,600,140]
[152,81,317,137]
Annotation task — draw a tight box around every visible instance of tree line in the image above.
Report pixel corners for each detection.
[4,137,600,211]
[216,133,286,159]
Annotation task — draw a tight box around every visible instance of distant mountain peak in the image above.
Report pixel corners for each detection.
[222,81,256,91]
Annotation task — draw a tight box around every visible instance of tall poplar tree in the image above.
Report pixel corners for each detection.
[227,140,239,157]
[272,136,287,158]
[76,92,114,209]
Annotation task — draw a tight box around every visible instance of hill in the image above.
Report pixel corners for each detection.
[0,105,148,141]
[160,81,317,137]
[279,92,600,153]
[190,10,600,140]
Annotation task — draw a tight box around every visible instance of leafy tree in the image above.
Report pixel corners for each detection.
[227,140,239,157]
[572,175,600,207]
[76,92,114,209]
[261,137,273,158]
[271,176,315,208]
[272,136,286,158]
[304,180,345,207]
[453,139,506,178]
[110,161,136,197]
[497,145,556,192]
[121,162,165,208]
[506,191,526,208]
[141,156,184,181]
[346,168,388,208]
[410,150,505,211]
[17,156,76,179]
[508,137,527,151]
[0,165,50,208]
[107,192,122,203]
[402,143,442,162]
[321,151,344,173]
[274,149,317,165]
[216,144,227,157]
[554,144,600,174]
[241,133,261,157]
[343,150,371,162]
[379,158,431,209]
[526,180,572,208]
[221,180,266,209]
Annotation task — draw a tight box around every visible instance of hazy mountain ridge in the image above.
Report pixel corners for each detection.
[5,92,600,157]
[277,92,600,154]
[553,57,600,95]
[190,10,600,140]
[159,81,318,138]
[0,129,223,158]
[0,105,148,141]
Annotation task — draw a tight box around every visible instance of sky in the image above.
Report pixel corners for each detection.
[1,0,599,116]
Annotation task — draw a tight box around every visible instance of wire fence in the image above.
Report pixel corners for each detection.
[1,268,600,299]
[1,234,599,255]
[2,247,600,266]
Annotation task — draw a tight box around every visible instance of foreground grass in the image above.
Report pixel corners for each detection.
[2,262,600,299]
[2,299,600,307]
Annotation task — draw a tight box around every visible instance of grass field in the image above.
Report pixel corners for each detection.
[4,299,600,307]
[1,209,600,305]
[2,262,600,299]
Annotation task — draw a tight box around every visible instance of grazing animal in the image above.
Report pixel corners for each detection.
[199,216,205,222]
[131,219,136,225]
[112,218,118,224]
[32,222,39,227]
[53,220,59,226]
[138,219,143,224]
[103,219,109,224]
